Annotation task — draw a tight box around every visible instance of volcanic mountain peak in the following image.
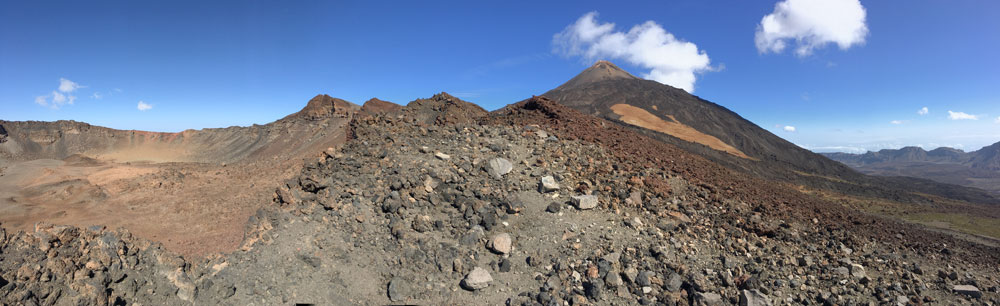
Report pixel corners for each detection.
[402,92,488,125]
[427,91,467,103]
[286,94,359,121]
[929,146,965,155]
[361,97,403,114]
[559,60,639,89]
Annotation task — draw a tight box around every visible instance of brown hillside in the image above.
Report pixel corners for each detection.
[0,95,358,256]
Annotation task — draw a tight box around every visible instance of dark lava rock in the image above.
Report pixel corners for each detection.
[584,279,603,300]
[665,273,683,292]
[546,202,562,213]
[636,271,654,287]
[499,258,512,273]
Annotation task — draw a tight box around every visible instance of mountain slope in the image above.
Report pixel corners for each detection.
[543,61,855,178]
[542,61,999,204]
[970,142,1000,171]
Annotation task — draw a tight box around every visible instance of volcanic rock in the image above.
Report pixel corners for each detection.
[740,289,772,306]
[388,277,408,302]
[693,292,723,305]
[487,157,513,178]
[461,267,493,290]
[953,285,982,298]
[539,176,559,192]
[571,195,598,210]
[488,233,513,255]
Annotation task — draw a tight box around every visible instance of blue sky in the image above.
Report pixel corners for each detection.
[2,1,998,153]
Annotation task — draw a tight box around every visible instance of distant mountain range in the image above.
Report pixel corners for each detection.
[823,143,1000,194]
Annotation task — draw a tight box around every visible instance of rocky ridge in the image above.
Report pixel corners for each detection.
[2,95,998,305]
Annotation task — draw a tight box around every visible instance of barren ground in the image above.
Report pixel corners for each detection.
[0,97,355,257]
[0,155,307,257]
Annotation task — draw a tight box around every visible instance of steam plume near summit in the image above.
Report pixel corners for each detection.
[552,12,714,93]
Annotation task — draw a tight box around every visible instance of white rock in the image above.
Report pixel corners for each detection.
[539,176,559,192]
[488,233,513,255]
[461,267,493,290]
[434,152,451,160]
[849,263,866,278]
[487,158,513,178]
[571,195,598,210]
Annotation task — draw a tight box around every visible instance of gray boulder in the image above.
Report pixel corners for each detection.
[571,195,598,210]
[461,267,493,290]
[953,285,982,298]
[486,157,513,178]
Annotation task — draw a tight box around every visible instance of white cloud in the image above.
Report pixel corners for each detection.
[783,125,797,132]
[50,91,68,105]
[755,0,869,56]
[890,120,904,125]
[553,12,714,92]
[805,145,868,154]
[58,78,84,93]
[92,92,103,99]
[34,78,84,109]
[917,107,929,115]
[947,110,979,120]
[137,101,153,111]
[995,116,1000,124]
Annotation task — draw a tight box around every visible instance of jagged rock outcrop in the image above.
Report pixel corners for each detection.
[282,94,358,121]
[401,92,487,126]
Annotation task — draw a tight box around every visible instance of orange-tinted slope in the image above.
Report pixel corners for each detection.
[609,103,750,159]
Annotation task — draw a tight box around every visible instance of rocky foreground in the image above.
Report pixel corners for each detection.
[2,95,999,305]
